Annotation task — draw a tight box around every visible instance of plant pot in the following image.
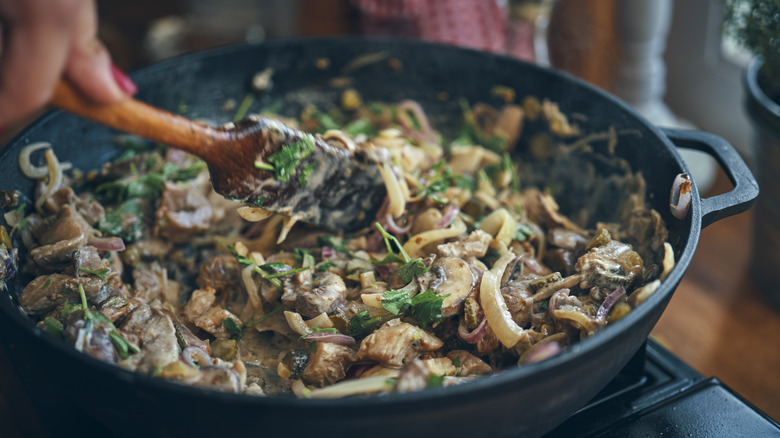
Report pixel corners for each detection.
[746,57,780,308]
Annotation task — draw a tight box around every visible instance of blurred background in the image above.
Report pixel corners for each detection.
[2,0,778,430]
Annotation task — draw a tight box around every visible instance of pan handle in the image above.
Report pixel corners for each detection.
[662,128,759,228]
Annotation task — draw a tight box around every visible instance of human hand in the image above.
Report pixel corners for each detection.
[0,0,136,129]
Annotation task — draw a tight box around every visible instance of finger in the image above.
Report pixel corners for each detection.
[64,0,133,104]
[0,0,81,126]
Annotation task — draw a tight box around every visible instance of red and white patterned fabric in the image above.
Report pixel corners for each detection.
[353,0,535,61]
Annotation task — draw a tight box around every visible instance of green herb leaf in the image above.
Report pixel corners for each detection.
[397,258,429,283]
[427,373,446,388]
[223,317,243,340]
[60,300,83,319]
[41,279,52,290]
[254,160,274,171]
[98,199,144,243]
[411,289,448,329]
[344,117,375,137]
[44,316,64,337]
[220,242,254,266]
[374,222,411,263]
[514,223,535,242]
[243,306,284,330]
[453,356,462,376]
[317,261,339,272]
[381,289,412,315]
[109,329,139,359]
[348,310,382,338]
[298,162,317,187]
[78,267,110,280]
[233,93,255,123]
[251,195,267,207]
[268,134,315,182]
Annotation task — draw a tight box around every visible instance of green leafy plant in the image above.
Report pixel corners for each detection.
[723,0,780,97]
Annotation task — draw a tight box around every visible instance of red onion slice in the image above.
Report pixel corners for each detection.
[670,173,692,220]
[303,332,356,346]
[384,213,411,235]
[88,237,126,252]
[597,286,626,320]
[436,205,460,228]
[321,246,335,259]
[182,346,213,368]
[458,318,488,344]
[523,341,562,364]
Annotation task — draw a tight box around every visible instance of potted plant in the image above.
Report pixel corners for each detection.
[723,0,780,306]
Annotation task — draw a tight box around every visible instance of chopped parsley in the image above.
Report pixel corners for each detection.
[372,223,429,282]
[317,261,339,272]
[223,317,244,340]
[44,316,63,337]
[427,373,446,388]
[267,134,315,182]
[381,289,412,315]
[347,311,382,338]
[411,289,448,329]
[515,223,535,242]
[317,235,353,256]
[78,267,110,280]
[98,199,144,243]
[221,242,254,266]
[396,258,429,283]
[251,195,267,207]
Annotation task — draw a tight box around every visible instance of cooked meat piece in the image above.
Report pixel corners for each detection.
[357,319,443,368]
[436,229,492,258]
[47,187,105,225]
[421,357,456,377]
[394,358,430,393]
[0,245,18,283]
[183,287,241,338]
[29,205,95,267]
[19,273,106,315]
[575,240,643,292]
[133,262,179,304]
[119,304,179,373]
[548,228,587,251]
[544,248,577,276]
[301,342,356,387]
[196,255,242,293]
[154,182,212,243]
[501,279,534,328]
[125,239,171,263]
[71,245,109,275]
[446,350,492,376]
[185,366,241,393]
[295,272,347,318]
[64,313,117,363]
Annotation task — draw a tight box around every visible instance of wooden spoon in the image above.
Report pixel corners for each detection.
[51,78,386,232]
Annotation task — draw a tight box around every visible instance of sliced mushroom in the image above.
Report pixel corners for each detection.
[295,272,347,318]
[417,256,476,318]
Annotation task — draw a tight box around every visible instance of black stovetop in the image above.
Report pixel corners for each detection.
[1,337,778,437]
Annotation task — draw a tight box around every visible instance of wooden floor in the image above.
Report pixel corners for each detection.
[651,173,780,421]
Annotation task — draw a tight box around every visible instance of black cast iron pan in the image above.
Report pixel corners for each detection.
[0,38,758,438]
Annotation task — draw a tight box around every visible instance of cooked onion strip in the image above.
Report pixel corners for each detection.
[403,217,466,258]
[478,208,517,251]
[35,149,64,212]
[670,173,692,220]
[284,311,312,336]
[660,242,675,281]
[379,162,405,218]
[308,376,395,398]
[18,142,52,179]
[237,206,273,222]
[481,251,528,348]
[242,264,263,311]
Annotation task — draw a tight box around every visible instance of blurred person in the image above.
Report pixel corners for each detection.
[0,0,136,132]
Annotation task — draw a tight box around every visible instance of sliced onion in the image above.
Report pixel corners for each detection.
[284,311,312,336]
[436,204,460,228]
[480,251,526,348]
[384,213,410,235]
[458,318,488,344]
[182,346,213,368]
[88,237,126,252]
[670,173,692,220]
[308,376,395,398]
[403,217,467,259]
[396,100,436,143]
[321,246,335,259]
[237,206,274,222]
[302,332,356,346]
[596,286,626,321]
[18,142,52,179]
[378,162,405,218]
[521,341,562,364]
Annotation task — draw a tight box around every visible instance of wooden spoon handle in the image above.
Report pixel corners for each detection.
[51,78,224,159]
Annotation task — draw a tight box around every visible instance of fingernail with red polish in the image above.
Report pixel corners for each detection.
[110,63,138,96]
